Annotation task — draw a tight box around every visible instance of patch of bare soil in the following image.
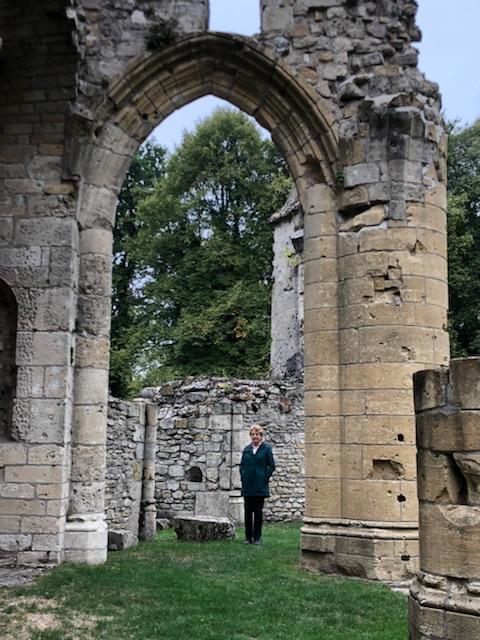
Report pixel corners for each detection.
[0,564,53,588]
[0,595,108,639]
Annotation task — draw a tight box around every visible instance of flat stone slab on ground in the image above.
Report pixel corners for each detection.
[173,515,236,542]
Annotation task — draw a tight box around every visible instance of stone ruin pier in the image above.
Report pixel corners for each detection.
[409,359,480,639]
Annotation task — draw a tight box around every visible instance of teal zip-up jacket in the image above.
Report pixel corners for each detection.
[240,442,276,497]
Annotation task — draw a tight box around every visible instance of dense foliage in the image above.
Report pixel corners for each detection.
[110,142,167,397]
[447,120,480,356]
[110,109,291,394]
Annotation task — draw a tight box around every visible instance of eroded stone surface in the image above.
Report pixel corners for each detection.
[173,516,235,543]
[410,359,480,639]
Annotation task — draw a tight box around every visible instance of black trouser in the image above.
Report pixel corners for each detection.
[244,496,265,541]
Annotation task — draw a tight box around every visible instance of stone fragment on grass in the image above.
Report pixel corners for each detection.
[173,516,235,542]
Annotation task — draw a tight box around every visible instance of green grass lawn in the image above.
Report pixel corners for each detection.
[0,523,407,639]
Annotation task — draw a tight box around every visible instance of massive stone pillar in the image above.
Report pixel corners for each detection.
[259,0,450,584]
[409,360,480,639]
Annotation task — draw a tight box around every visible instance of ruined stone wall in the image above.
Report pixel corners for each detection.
[0,0,78,563]
[105,398,145,547]
[140,378,304,524]
[409,359,480,639]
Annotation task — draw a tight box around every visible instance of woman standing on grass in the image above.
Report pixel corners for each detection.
[240,424,276,545]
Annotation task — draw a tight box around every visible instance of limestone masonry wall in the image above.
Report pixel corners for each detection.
[105,398,146,548]
[140,378,304,524]
[409,359,480,640]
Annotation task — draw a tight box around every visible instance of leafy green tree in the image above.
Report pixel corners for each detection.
[447,120,480,356]
[110,142,167,397]
[132,108,291,385]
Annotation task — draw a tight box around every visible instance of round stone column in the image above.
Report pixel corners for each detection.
[409,360,480,639]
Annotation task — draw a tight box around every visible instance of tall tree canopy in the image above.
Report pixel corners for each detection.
[110,142,167,397]
[110,108,291,393]
[447,120,480,356]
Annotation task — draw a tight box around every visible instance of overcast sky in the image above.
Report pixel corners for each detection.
[151,0,480,151]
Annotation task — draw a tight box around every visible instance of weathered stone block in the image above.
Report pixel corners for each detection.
[27,445,65,465]
[363,444,416,481]
[416,408,480,453]
[21,516,61,534]
[69,482,105,514]
[43,366,71,399]
[76,294,111,336]
[417,450,464,504]
[14,218,76,247]
[420,504,480,579]
[446,610,480,639]
[173,515,235,542]
[78,253,112,297]
[0,534,32,551]
[12,398,67,444]
[342,478,413,522]
[0,443,27,465]
[343,163,379,188]
[413,368,448,413]
[0,498,46,516]
[31,533,63,552]
[108,529,137,550]
[73,368,109,405]
[73,404,107,445]
[16,331,70,366]
[71,445,106,482]
[0,515,21,533]
[305,443,340,478]
[0,483,35,499]
[305,478,341,518]
[5,464,66,484]
[301,532,336,553]
[339,205,385,232]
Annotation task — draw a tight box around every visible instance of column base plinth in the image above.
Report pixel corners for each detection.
[64,514,108,565]
[301,518,418,585]
[408,575,480,639]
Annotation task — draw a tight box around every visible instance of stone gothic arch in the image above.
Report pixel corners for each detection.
[67,31,341,563]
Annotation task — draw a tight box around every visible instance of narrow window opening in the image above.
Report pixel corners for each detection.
[0,279,17,441]
[188,467,203,483]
